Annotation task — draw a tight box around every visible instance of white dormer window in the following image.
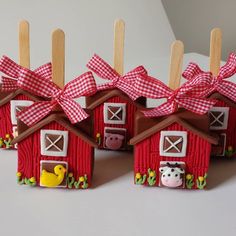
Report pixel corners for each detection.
[159,131,187,157]
[10,100,33,125]
[40,130,68,157]
[209,107,229,130]
[104,103,126,124]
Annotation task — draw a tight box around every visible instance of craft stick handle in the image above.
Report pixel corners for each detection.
[168,40,184,90]
[19,20,30,69]
[52,29,65,89]
[113,19,125,75]
[210,28,222,76]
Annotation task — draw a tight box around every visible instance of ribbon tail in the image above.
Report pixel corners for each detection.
[219,52,236,78]
[17,101,54,126]
[59,98,89,123]
[0,56,22,78]
[34,63,52,81]
[178,97,216,115]
[217,82,236,103]
[134,74,172,99]
[1,77,18,91]
[87,54,119,80]
[63,72,97,98]
[182,63,204,80]
[142,101,176,117]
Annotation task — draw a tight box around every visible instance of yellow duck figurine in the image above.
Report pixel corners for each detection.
[40,165,67,188]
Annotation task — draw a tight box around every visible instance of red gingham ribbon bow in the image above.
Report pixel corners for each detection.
[182,52,236,102]
[134,74,217,117]
[16,68,97,126]
[0,56,52,91]
[86,54,147,100]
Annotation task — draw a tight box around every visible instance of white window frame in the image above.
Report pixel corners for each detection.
[209,107,229,130]
[40,160,68,188]
[159,131,187,157]
[104,102,126,124]
[10,100,33,125]
[40,130,68,157]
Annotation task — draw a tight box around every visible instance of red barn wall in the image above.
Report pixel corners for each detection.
[17,121,94,186]
[134,122,211,188]
[93,96,138,148]
[213,100,236,157]
[0,94,30,138]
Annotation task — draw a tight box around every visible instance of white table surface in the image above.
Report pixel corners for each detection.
[1,53,236,236]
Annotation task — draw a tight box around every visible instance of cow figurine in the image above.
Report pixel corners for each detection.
[159,162,185,188]
[104,132,125,150]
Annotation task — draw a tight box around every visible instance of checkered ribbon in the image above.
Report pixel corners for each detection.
[86,54,147,100]
[16,68,97,126]
[134,74,217,117]
[0,56,52,91]
[182,52,236,102]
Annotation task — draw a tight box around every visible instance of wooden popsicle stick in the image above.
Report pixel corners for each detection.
[52,29,65,89]
[209,28,222,76]
[113,19,125,75]
[168,40,184,90]
[19,20,30,69]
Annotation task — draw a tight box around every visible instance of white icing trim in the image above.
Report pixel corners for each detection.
[40,160,68,188]
[40,130,68,157]
[103,103,126,124]
[209,107,229,130]
[10,100,33,125]
[159,131,187,157]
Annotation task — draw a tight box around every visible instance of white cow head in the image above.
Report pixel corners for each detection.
[159,162,185,188]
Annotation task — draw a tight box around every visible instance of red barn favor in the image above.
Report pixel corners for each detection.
[130,110,217,189]
[182,29,236,158]
[0,21,51,149]
[86,54,147,151]
[12,29,97,189]
[130,41,218,190]
[0,56,51,149]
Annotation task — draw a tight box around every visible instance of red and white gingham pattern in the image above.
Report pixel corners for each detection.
[182,52,236,102]
[17,68,96,126]
[86,54,147,100]
[134,74,217,117]
[0,55,52,91]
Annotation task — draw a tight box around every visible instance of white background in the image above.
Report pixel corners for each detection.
[0,1,236,236]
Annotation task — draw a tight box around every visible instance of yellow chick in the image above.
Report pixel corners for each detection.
[40,165,66,188]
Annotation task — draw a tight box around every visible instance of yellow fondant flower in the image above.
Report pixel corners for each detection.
[186,174,192,180]
[228,146,233,152]
[79,176,85,182]
[5,134,11,139]
[135,173,141,179]
[30,177,36,183]
[16,172,22,177]
[96,133,101,138]
[68,173,73,178]
[149,171,155,177]
[198,176,204,182]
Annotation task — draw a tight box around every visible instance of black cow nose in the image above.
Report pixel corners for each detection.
[171,169,174,172]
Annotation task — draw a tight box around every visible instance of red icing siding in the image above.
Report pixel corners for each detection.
[0,94,30,138]
[212,100,236,157]
[134,122,211,188]
[93,96,138,148]
[17,121,94,187]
